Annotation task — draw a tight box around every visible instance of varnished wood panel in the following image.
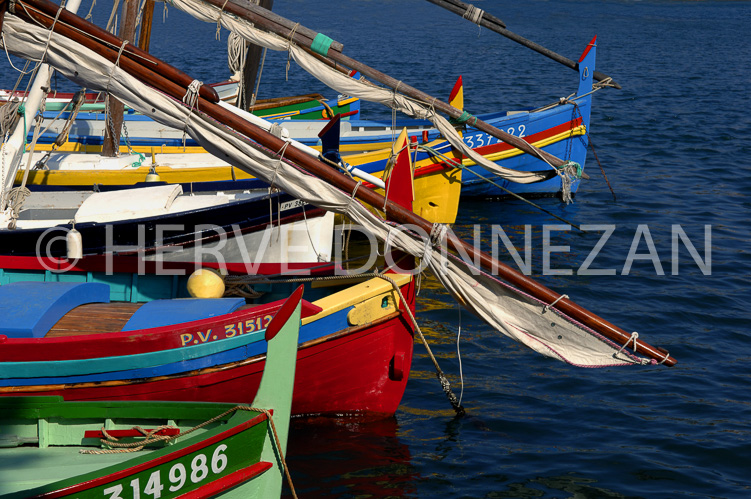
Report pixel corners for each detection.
[46,303,142,337]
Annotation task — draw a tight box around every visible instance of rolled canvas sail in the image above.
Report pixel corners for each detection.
[163,0,553,184]
[0,13,648,367]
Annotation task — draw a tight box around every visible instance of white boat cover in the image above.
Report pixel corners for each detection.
[0,13,649,367]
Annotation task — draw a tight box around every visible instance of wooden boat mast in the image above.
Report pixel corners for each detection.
[102,0,139,157]
[137,0,155,51]
[239,0,272,111]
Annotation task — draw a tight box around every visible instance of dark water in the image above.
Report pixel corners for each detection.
[3,0,750,497]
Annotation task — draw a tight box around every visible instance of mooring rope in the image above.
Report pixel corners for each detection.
[224,271,466,415]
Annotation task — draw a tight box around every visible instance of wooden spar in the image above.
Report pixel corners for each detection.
[103,0,138,157]
[425,0,621,89]
[240,0,273,111]
[137,0,155,51]
[8,10,675,367]
[9,4,216,107]
[13,0,220,103]
[219,0,343,54]
[198,0,569,169]
[0,0,7,33]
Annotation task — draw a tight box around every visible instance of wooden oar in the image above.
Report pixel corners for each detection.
[4,6,675,367]
[425,0,621,89]
[196,0,571,169]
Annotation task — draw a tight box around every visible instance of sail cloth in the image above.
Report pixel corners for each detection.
[0,14,647,367]
[161,0,553,185]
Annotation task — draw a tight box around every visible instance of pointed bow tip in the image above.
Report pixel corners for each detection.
[265,285,304,342]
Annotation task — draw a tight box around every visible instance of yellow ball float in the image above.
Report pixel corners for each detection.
[186,268,225,298]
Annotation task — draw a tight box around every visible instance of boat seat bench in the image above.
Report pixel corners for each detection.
[0,282,110,338]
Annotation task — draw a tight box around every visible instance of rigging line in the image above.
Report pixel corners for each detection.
[105,0,122,33]
[419,145,586,232]
[226,270,466,415]
[566,100,616,202]
[250,47,267,108]
[457,301,464,406]
[83,0,96,20]
[299,203,324,262]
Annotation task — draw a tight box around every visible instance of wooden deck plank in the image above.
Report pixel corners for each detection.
[46,303,142,337]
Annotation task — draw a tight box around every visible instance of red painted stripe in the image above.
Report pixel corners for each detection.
[318,109,358,120]
[414,162,454,178]
[0,294,321,361]
[265,285,303,341]
[449,76,463,103]
[36,412,268,498]
[579,35,597,63]
[0,254,336,276]
[175,461,273,498]
[83,428,181,439]
[471,117,583,156]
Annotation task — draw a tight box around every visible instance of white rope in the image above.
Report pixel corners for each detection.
[227,30,247,74]
[215,0,229,39]
[105,0,122,33]
[84,0,97,20]
[615,332,639,355]
[299,203,324,262]
[543,293,568,313]
[250,47,267,107]
[269,140,290,189]
[422,223,447,269]
[345,180,362,214]
[462,4,485,25]
[658,349,670,365]
[181,79,202,150]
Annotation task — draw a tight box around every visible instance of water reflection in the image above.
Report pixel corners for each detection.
[285,416,416,498]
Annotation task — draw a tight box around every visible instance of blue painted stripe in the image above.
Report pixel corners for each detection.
[0,308,352,382]
[0,328,266,379]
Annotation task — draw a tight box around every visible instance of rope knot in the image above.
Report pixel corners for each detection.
[462,4,485,25]
[449,110,476,126]
[557,161,582,204]
[615,332,640,358]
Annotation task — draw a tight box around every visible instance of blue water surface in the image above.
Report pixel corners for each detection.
[2,0,749,497]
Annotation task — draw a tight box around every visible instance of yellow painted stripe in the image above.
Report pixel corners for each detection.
[461,125,587,166]
[337,96,359,106]
[302,273,412,326]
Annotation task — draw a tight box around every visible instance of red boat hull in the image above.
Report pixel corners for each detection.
[1,288,416,417]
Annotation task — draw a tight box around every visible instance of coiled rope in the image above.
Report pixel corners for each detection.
[81,405,298,498]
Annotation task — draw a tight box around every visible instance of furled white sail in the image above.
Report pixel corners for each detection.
[0,13,649,367]
[162,0,553,185]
